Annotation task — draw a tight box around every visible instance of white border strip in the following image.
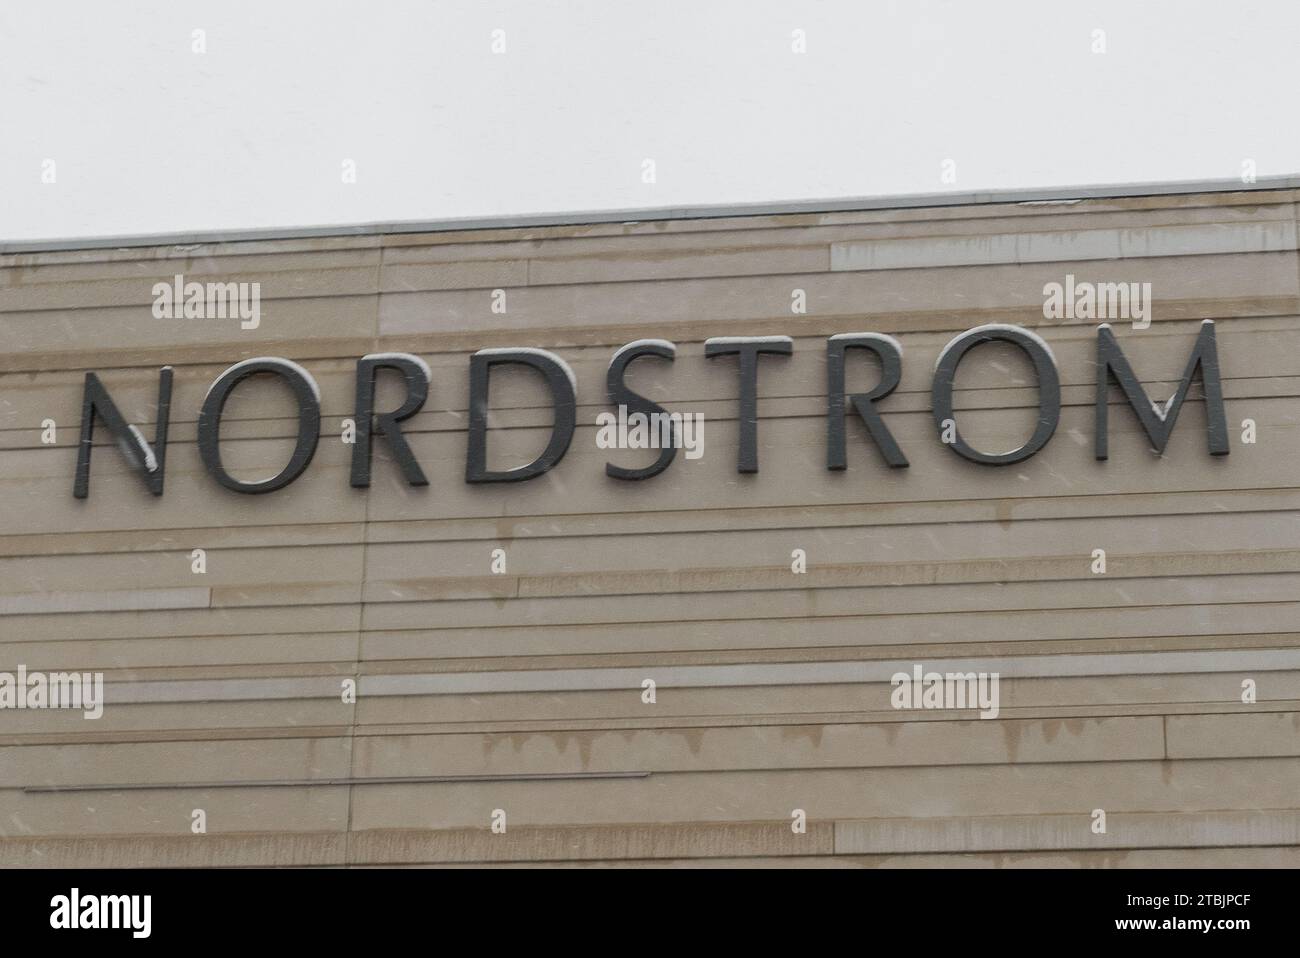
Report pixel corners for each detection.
[96,649,1300,705]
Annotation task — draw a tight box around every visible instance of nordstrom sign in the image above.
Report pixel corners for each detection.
[72,321,1229,499]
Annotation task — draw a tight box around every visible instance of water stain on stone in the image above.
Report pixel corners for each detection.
[495,516,517,544]
[1000,721,1023,763]
[780,724,825,750]
[679,728,706,757]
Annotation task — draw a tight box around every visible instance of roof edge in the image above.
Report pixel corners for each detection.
[4,175,1299,254]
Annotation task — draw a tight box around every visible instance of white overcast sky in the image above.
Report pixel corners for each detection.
[2,0,1297,243]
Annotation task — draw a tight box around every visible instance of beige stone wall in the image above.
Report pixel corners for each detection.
[1,189,1298,866]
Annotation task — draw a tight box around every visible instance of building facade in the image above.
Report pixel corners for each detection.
[1,186,1298,866]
